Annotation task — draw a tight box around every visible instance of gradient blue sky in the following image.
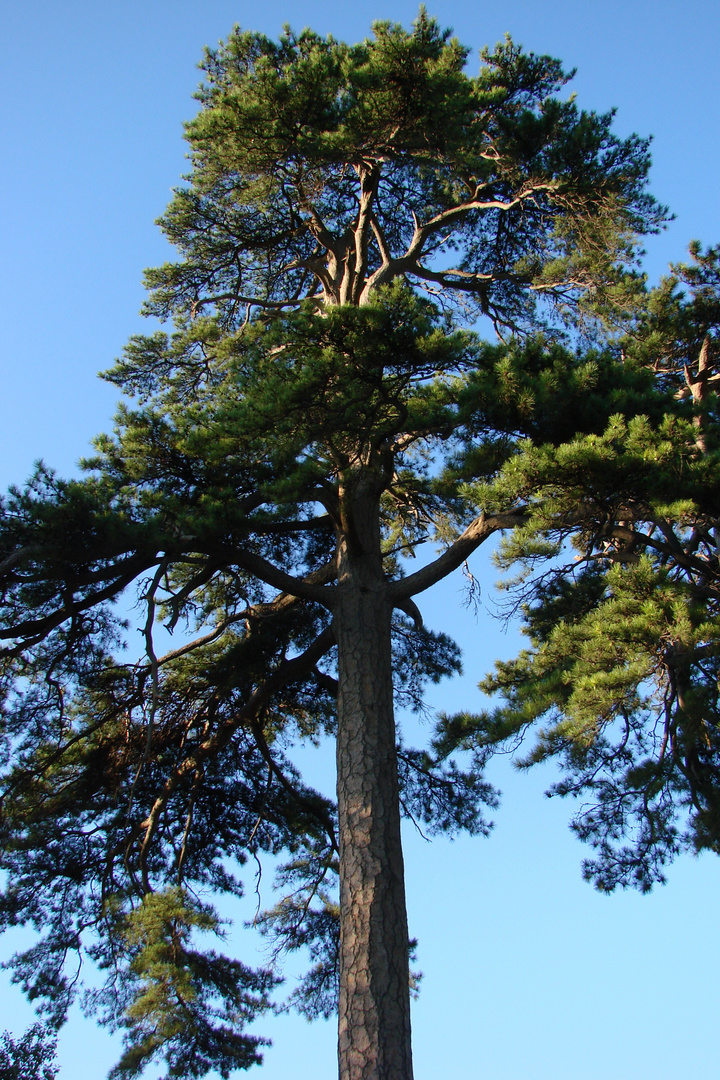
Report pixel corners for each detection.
[2,3,720,1079]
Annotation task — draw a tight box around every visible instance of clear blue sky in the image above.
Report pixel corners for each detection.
[2,2,720,1078]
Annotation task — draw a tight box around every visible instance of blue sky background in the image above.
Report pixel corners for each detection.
[2,2,720,1078]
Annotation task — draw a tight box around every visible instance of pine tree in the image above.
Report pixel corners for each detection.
[0,13,665,1079]
[449,243,720,893]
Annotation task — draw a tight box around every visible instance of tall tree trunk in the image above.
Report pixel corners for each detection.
[334,473,414,1080]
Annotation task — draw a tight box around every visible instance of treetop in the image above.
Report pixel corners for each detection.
[142,9,666,330]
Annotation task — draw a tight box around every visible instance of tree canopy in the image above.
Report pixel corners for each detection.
[446,243,720,892]
[0,11,671,1080]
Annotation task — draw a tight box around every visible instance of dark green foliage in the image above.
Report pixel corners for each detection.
[0,1025,58,1080]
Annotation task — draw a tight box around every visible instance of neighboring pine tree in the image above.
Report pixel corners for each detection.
[446,244,720,893]
[0,13,666,1079]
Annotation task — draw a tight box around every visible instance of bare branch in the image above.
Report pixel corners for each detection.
[127,559,169,816]
[0,555,161,656]
[250,718,339,855]
[135,624,337,878]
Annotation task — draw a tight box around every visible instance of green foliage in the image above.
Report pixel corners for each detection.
[143,8,663,328]
[445,244,720,892]
[109,889,277,1078]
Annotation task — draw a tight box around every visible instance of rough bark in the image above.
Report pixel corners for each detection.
[335,468,414,1080]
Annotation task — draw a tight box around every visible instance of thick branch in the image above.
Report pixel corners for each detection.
[0,555,160,654]
[388,510,526,600]
[212,546,336,607]
[369,212,393,268]
[395,596,423,629]
[363,182,559,299]
[408,263,526,295]
[0,545,43,577]
[295,178,339,255]
[352,163,381,305]
[404,182,557,259]
[191,291,304,314]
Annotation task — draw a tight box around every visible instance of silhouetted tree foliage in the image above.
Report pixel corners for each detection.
[0,1025,58,1080]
